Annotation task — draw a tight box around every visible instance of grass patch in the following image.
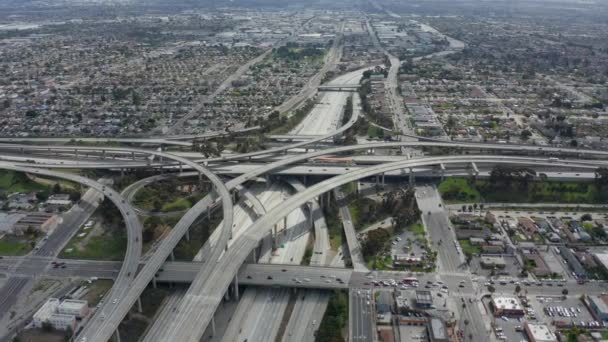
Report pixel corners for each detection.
[348,197,390,231]
[366,255,393,271]
[439,178,608,204]
[458,239,482,255]
[267,99,316,135]
[316,290,348,342]
[0,236,34,256]
[61,227,126,261]
[341,182,358,196]
[438,178,480,203]
[133,177,206,212]
[367,125,386,139]
[409,223,425,236]
[161,197,192,212]
[324,200,343,251]
[0,170,48,194]
[82,279,114,306]
[173,210,221,261]
[477,180,605,204]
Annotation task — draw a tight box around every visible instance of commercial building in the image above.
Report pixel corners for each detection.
[587,295,608,321]
[593,252,608,273]
[415,290,433,309]
[393,254,424,267]
[427,318,448,342]
[480,256,506,269]
[524,323,557,342]
[490,296,525,317]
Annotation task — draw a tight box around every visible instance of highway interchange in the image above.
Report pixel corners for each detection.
[1,22,608,342]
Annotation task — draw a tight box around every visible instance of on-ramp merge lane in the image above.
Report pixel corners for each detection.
[154,156,602,342]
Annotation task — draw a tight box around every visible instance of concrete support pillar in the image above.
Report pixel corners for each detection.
[137,297,143,313]
[272,224,278,250]
[114,330,121,342]
[179,162,183,173]
[131,151,135,160]
[382,173,385,186]
[75,149,78,159]
[252,248,257,263]
[303,175,307,185]
[409,168,415,186]
[102,150,106,159]
[224,290,230,302]
[185,230,190,242]
[170,250,175,261]
[234,275,239,300]
[198,172,203,187]
[308,203,314,228]
[207,207,211,221]
[152,277,157,289]
[283,216,287,230]
[232,190,236,203]
[120,168,125,178]
[375,175,379,185]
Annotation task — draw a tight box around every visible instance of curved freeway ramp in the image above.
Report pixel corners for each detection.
[0,162,142,337]
[152,155,603,342]
[36,147,236,342]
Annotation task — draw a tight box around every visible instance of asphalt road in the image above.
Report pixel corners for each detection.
[416,185,465,273]
[334,189,367,271]
[349,288,374,342]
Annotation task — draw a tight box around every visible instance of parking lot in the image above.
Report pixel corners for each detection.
[529,296,596,327]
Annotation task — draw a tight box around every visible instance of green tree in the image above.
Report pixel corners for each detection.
[52,183,62,194]
[41,321,53,332]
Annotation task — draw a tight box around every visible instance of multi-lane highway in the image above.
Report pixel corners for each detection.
[148,155,604,342]
[2,140,608,341]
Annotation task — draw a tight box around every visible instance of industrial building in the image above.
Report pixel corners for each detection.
[11,212,59,235]
[57,299,89,318]
[33,299,76,331]
[32,298,89,331]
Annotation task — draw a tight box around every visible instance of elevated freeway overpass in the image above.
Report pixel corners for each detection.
[149,155,604,342]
